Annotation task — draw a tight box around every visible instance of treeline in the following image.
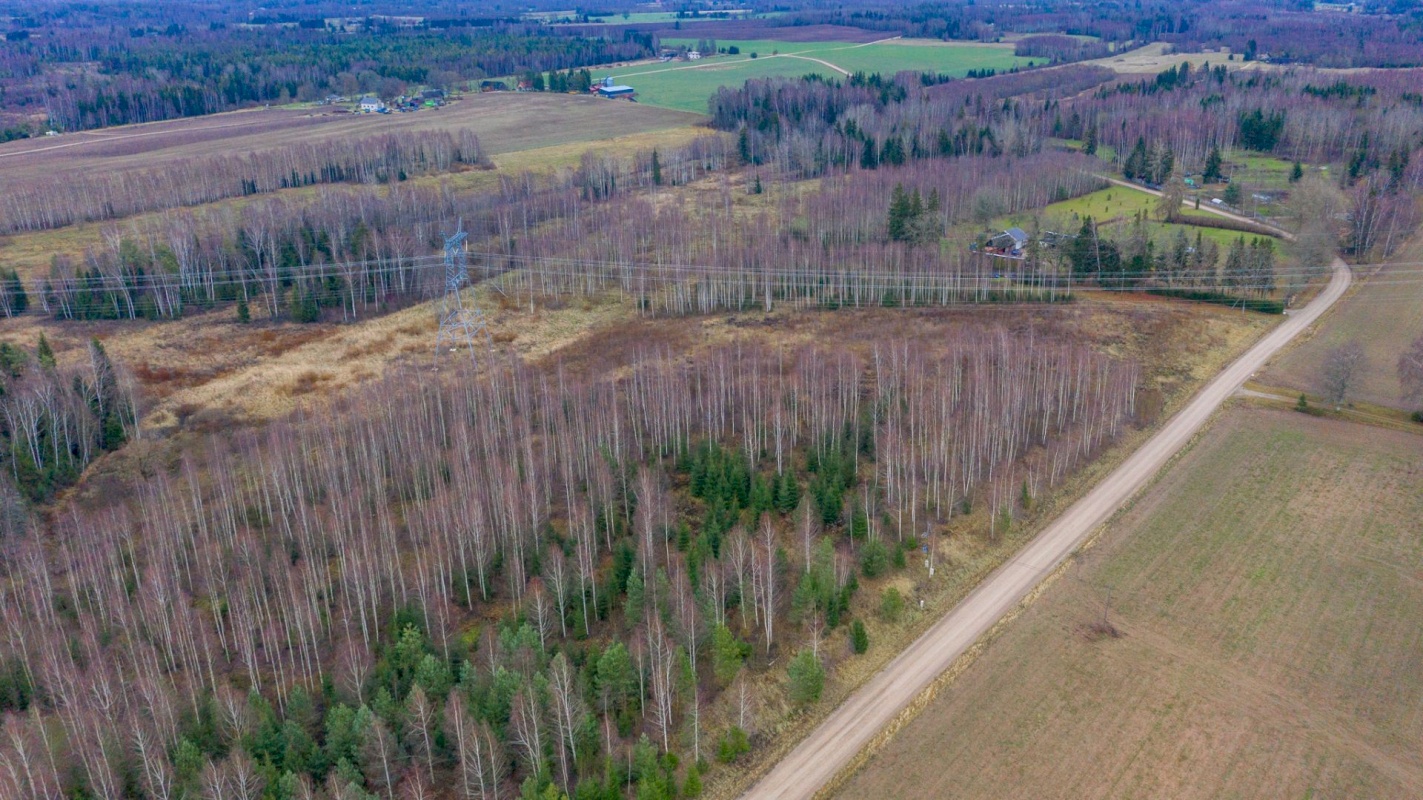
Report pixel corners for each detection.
[1063,64,1423,171]
[0,130,487,234]
[709,66,1116,176]
[1013,34,1113,63]
[25,138,1107,324]
[28,24,651,130]
[735,0,1423,68]
[32,136,736,323]
[0,333,1138,800]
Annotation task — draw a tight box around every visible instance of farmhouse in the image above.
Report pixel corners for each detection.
[986,227,1029,256]
[357,95,386,113]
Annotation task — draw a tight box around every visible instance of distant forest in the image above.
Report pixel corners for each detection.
[3,0,1422,133]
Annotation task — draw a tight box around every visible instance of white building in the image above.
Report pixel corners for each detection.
[358,95,386,113]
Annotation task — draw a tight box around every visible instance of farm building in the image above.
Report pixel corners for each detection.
[357,95,386,113]
[597,76,636,99]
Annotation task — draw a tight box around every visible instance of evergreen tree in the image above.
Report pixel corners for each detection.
[1203,146,1223,183]
[35,334,54,369]
[1223,236,1249,291]
[711,624,748,686]
[1290,160,1304,183]
[1082,122,1098,156]
[1123,137,1150,181]
[1,269,27,316]
[624,568,645,627]
[860,137,879,170]
[849,620,869,654]
[650,149,662,186]
[887,184,912,242]
[787,649,825,705]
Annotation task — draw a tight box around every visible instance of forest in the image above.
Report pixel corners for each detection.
[0,334,1139,800]
[2,2,1423,799]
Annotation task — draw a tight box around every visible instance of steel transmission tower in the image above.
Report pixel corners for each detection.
[434,221,491,359]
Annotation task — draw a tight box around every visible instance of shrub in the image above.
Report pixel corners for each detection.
[716,726,750,763]
[859,539,888,577]
[879,587,905,622]
[849,619,869,654]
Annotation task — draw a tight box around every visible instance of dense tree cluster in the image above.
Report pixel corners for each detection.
[0,336,137,504]
[0,333,1137,799]
[0,130,486,234]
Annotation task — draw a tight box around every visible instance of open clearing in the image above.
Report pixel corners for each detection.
[839,406,1423,799]
[599,40,1027,113]
[1263,235,1423,409]
[0,92,703,186]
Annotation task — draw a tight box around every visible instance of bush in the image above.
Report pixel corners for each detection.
[787,649,825,705]
[716,726,750,763]
[849,619,869,654]
[859,539,889,577]
[1412,410,1423,424]
[879,587,905,623]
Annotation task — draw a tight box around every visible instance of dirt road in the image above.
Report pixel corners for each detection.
[743,259,1352,799]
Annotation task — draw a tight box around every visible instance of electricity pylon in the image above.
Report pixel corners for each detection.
[434,221,491,360]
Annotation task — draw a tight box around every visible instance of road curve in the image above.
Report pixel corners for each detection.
[744,258,1352,800]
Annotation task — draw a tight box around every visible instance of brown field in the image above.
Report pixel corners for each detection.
[1263,236,1423,409]
[0,92,703,185]
[838,407,1423,799]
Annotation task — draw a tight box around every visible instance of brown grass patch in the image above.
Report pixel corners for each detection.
[284,370,335,396]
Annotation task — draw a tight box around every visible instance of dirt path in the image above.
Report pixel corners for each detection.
[742,259,1352,799]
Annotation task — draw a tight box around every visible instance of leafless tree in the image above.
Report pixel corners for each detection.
[1321,340,1366,406]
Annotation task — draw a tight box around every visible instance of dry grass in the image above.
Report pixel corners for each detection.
[838,407,1423,799]
[1262,237,1423,410]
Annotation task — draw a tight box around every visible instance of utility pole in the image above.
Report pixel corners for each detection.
[434,221,492,362]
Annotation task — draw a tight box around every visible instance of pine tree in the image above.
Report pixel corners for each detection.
[1083,122,1098,156]
[787,649,825,705]
[1289,160,1304,183]
[650,149,662,186]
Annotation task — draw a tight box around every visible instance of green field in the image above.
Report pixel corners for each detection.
[598,40,1029,113]
[840,407,1423,799]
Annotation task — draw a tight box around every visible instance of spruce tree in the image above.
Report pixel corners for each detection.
[35,334,55,370]
[1203,146,1223,183]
